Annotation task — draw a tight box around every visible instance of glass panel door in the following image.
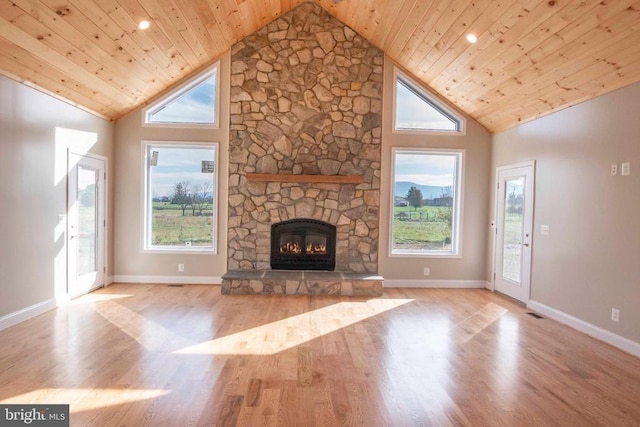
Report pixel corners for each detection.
[494,163,535,303]
[68,153,105,299]
[501,177,525,284]
[77,165,98,277]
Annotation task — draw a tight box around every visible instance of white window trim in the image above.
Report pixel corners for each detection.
[389,147,465,258]
[141,140,219,254]
[392,68,466,136]
[142,61,220,129]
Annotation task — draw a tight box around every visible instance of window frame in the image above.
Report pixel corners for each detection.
[141,140,219,254]
[392,68,466,135]
[142,62,220,128]
[389,147,464,258]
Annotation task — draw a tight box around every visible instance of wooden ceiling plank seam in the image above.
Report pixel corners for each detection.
[0,14,138,107]
[196,1,236,48]
[266,0,282,20]
[99,4,188,80]
[430,0,561,91]
[133,0,205,68]
[0,39,120,117]
[406,0,486,79]
[487,57,640,133]
[342,0,364,36]
[381,0,435,58]
[453,0,635,105]
[0,0,25,21]
[157,0,212,63]
[201,0,241,46]
[366,0,412,49]
[351,0,380,39]
[176,1,227,58]
[239,0,266,31]
[0,66,114,119]
[410,0,509,85]
[402,0,475,69]
[37,0,163,100]
[342,0,360,36]
[227,0,259,40]
[477,54,640,131]
[451,1,604,105]
[386,0,446,60]
[470,10,640,119]
[417,0,542,87]
[9,0,147,102]
[112,0,195,73]
[210,0,251,44]
[483,34,640,125]
[63,0,177,88]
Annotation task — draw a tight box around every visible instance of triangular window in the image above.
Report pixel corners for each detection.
[394,71,463,132]
[144,63,218,126]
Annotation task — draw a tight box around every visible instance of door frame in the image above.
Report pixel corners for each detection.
[66,150,109,299]
[491,161,535,302]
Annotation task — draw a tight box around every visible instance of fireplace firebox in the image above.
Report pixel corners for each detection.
[271,219,336,271]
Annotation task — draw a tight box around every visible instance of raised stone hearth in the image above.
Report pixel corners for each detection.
[222,270,383,296]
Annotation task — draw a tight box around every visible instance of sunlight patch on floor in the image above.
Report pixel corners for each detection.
[454,302,508,343]
[174,298,414,356]
[0,388,169,413]
[67,293,133,306]
[94,300,192,352]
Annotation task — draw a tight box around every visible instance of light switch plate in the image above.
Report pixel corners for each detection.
[621,162,631,176]
[540,225,549,236]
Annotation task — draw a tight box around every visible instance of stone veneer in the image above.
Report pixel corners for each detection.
[227,2,383,274]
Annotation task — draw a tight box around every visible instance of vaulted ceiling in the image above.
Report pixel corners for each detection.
[1,0,639,133]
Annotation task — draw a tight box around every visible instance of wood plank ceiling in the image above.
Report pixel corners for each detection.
[1,0,639,133]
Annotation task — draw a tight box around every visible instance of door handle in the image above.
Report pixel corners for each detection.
[522,242,530,247]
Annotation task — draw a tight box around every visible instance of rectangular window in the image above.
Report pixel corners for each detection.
[391,149,463,256]
[143,142,218,253]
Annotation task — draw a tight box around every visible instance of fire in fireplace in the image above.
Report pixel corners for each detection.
[271,219,336,271]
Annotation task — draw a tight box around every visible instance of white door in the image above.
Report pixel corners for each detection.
[494,162,535,303]
[68,153,106,298]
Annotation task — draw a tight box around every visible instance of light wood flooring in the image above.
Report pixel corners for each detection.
[1,284,639,426]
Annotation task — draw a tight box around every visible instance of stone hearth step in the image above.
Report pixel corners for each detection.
[221,270,383,297]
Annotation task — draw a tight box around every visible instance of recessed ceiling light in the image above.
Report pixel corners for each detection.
[466,33,478,44]
[138,20,151,30]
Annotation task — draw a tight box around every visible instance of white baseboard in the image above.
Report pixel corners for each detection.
[105,276,114,286]
[112,275,222,285]
[485,281,492,290]
[527,300,640,358]
[0,299,57,331]
[383,279,486,289]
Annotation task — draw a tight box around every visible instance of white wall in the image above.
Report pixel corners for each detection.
[379,59,493,285]
[112,53,230,282]
[0,75,114,319]
[492,82,640,344]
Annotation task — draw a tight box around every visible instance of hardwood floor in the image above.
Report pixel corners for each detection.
[1,284,639,426]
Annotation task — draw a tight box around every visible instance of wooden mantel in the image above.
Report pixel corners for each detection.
[245,173,364,184]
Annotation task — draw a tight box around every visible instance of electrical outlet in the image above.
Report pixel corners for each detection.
[611,308,620,322]
[423,267,430,276]
[611,164,618,176]
[178,263,185,272]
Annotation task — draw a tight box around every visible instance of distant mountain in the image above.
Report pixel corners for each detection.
[395,181,446,200]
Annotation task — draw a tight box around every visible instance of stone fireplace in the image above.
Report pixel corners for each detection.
[271,219,336,271]
[223,2,383,295]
